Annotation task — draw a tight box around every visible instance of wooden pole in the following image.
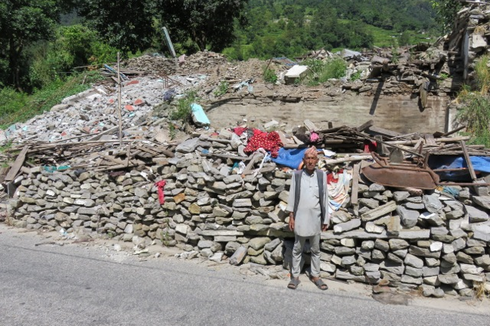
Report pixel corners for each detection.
[460,140,477,181]
[117,52,123,148]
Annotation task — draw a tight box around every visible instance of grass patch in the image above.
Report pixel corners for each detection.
[364,25,436,48]
[456,94,490,147]
[0,140,13,153]
[364,25,395,48]
[455,55,490,147]
[263,66,278,83]
[302,58,347,86]
[214,81,229,97]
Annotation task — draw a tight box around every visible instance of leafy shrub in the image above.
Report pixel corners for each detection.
[29,41,72,89]
[457,94,490,147]
[263,67,277,83]
[170,91,198,121]
[29,25,120,88]
[214,81,229,97]
[302,58,347,86]
[89,41,119,67]
[0,87,29,127]
[350,70,362,81]
[455,55,490,147]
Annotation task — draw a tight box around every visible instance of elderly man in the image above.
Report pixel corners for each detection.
[286,146,330,290]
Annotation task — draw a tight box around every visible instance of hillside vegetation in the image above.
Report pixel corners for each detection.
[224,0,437,60]
[0,0,441,130]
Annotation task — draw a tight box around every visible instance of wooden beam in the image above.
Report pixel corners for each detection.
[460,140,477,181]
[350,163,360,206]
[4,145,29,182]
[424,133,437,146]
[366,126,401,138]
[356,120,374,132]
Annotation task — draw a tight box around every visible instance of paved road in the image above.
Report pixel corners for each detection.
[1,224,489,326]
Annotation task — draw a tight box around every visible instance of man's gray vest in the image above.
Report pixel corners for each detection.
[292,169,326,222]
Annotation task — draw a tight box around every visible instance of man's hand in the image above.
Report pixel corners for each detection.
[321,224,328,232]
[288,214,295,231]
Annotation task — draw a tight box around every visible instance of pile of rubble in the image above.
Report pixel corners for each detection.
[5,121,490,298]
[2,3,490,299]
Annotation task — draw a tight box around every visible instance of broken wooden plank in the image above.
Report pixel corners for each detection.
[4,145,29,182]
[229,246,247,265]
[350,163,360,206]
[102,155,126,166]
[413,137,424,151]
[433,125,466,138]
[386,136,471,145]
[424,133,437,146]
[460,140,477,181]
[125,143,131,167]
[366,126,402,138]
[242,152,265,175]
[356,120,374,132]
[323,154,371,165]
[304,119,318,131]
[136,145,160,156]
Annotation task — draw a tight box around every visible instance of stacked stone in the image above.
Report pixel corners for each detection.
[322,183,490,297]
[7,133,490,297]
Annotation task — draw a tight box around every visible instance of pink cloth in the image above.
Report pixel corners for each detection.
[155,180,166,204]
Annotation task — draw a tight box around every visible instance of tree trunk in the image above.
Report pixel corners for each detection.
[9,38,22,90]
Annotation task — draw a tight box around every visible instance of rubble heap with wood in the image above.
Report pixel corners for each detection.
[4,117,490,299]
[2,4,490,299]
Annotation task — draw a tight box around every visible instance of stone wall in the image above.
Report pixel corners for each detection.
[205,92,452,134]
[7,142,490,298]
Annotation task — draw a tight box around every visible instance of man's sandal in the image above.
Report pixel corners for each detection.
[287,278,300,290]
[312,278,328,290]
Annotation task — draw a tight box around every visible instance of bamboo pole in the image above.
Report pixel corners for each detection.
[117,52,123,148]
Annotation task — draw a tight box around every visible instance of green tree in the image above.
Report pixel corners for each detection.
[430,0,463,33]
[28,24,118,88]
[309,5,340,50]
[0,0,62,89]
[158,0,248,52]
[399,31,411,46]
[77,0,157,54]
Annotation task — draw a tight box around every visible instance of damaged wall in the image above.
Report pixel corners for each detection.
[205,92,451,134]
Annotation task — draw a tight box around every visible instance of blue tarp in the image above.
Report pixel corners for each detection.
[273,57,297,67]
[428,155,490,181]
[429,156,490,173]
[271,147,308,169]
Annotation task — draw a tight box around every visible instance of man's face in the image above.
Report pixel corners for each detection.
[303,153,318,172]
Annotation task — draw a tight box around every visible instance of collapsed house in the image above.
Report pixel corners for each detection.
[1,4,490,298]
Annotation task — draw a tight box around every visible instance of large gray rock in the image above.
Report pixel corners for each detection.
[397,206,418,228]
[438,274,460,284]
[423,194,443,213]
[404,254,424,268]
[465,205,489,223]
[389,239,409,251]
[472,196,490,210]
[333,218,361,233]
[248,237,271,251]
